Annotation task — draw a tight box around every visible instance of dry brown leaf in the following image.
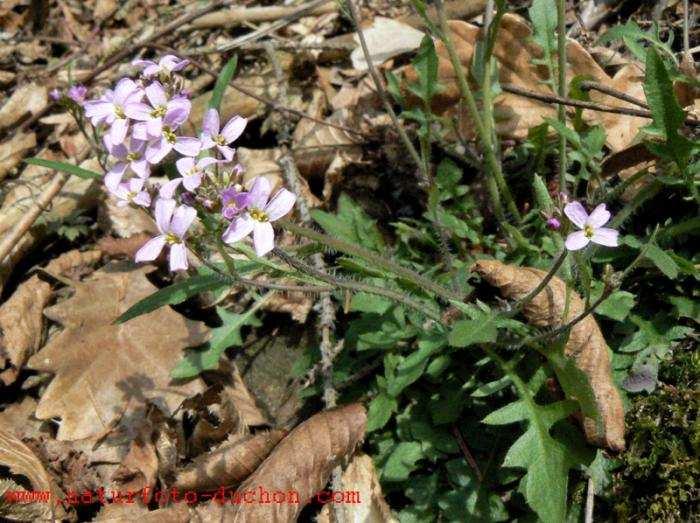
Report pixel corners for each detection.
[0,429,66,519]
[0,397,47,439]
[404,14,648,152]
[94,502,191,522]
[472,260,625,451]
[0,131,36,181]
[0,83,47,130]
[263,283,314,323]
[350,17,424,71]
[317,453,396,523]
[197,403,366,522]
[227,364,269,427]
[0,275,51,384]
[26,262,209,441]
[173,430,286,491]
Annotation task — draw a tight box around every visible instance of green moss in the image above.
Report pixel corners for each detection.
[612,348,700,521]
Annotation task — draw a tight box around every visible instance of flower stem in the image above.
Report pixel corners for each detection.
[510,249,568,316]
[433,0,521,224]
[278,219,463,302]
[556,0,568,195]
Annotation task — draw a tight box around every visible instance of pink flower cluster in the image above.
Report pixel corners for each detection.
[81,55,296,271]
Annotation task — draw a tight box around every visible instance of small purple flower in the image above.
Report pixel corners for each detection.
[220,186,252,220]
[135,199,196,271]
[546,217,561,230]
[199,108,247,162]
[108,177,151,208]
[159,156,218,198]
[132,54,190,78]
[49,88,62,101]
[83,78,143,143]
[564,201,619,251]
[103,135,150,189]
[221,176,296,256]
[67,84,87,104]
[128,82,190,139]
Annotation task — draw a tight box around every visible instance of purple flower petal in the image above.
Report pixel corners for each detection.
[175,157,195,177]
[133,191,151,207]
[143,64,160,77]
[217,145,235,162]
[131,158,150,178]
[114,78,139,104]
[247,176,271,209]
[124,102,152,121]
[221,115,247,143]
[146,117,163,138]
[264,188,296,221]
[109,118,129,144]
[591,227,618,247]
[222,215,255,244]
[169,243,188,271]
[164,98,191,127]
[145,81,167,107]
[105,163,127,191]
[202,108,220,137]
[135,235,166,262]
[132,122,150,141]
[565,230,590,251]
[170,204,197,238]
[84,100,113,121]
[587,203,611,228]
[182,173,202,192]
[564,201,588,229]
[173,137,201,157]
[253,222,275,256]
[159,178,182,199]
[155,198,176,234]
[146,138,172,164]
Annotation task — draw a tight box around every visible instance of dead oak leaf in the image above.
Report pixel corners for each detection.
[27,262,209,441]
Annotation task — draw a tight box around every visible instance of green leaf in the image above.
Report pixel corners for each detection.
[447,317,498,347]
[482,362,585,523]
[171,304,262,379]
[208,56,238,111]
[350,292,392,314]
[25,157,102,179]
[366,392,397,432]
[116,274,228,324]
[643,48,692,169]
[382,441,424,482]
[668,295,700,323]
[410,35,440,102]
[311,193,384,251]
[591,281,636,321]
[644,243,679,279]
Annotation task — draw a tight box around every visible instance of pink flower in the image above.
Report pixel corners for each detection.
[83,78,143,143]
[564,201,618,251]
[199,108,247,162]
[546,217,561,230]
[103,135,150,190]
[129,82,191,139]
[108,177,151,208]
[49,88,61,101]
[132,54,189,78]
[135,199,196,271]
[221,176,296,256]
[67,84,87,104]
[220,186,252,220]
[159,156,218,198]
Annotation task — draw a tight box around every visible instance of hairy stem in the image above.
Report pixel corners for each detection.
[556,0,567,195]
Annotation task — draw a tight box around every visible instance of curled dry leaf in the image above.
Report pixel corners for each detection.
[227,364,269,428]
[403,14,648,152]
[173,430,285,491]
[0,429,66,520]
[317,453,396,523]
[0,131,36,182]
[350,17,424,71]
[197,403,367,523]
[26,262,209,441]
[0,249,101,385]
[0,82,47,130]
[472,259,625,451]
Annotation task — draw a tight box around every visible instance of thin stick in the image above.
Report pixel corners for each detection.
[557,0,567,195]
[502,83,700,125]
[344,0,426,180]
[452,426,483,482]
[578,81,649,109]
[510,250,568,316]
[585,477,595,523]
[0,172,70,263]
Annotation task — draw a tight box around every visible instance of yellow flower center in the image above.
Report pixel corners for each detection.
[114,105,126,119]
[249,208,268,222]
[150,105,167,118]
[163,126,177,144]
[165,232,181,244]
[583,225,594,238]
[126,152,141,162]
[214,134,226,146]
